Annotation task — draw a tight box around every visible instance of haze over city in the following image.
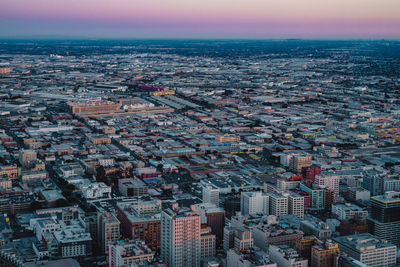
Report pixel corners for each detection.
[1,0,400,267]
[1,0,400,38]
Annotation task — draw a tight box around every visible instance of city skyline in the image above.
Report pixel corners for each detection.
[1,0,400,38]
[0,36,400,266]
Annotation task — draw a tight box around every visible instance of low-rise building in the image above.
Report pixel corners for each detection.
[310,240,340,267]
[332,203,368,221]
[79,182,111,199]
[269,244,308,267]
[118,178,148,197]
[252,223,304,251]
[227,249,277,267]
[300,220,332,240]
[53,222,92,258]
[333,233,396,267]
[347,187,370,203]
[108,240,155,267]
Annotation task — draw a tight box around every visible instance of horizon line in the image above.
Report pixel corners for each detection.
[1,36,400,41]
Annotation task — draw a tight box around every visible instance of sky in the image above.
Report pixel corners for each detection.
[1,0,400,39]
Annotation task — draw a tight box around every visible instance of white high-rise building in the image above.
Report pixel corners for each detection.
[287,192,304,219]
[240,191,269,216]
[315,174,340,194]
[161,203,201,267]
[203,185,220,206]
[268,192,288,217]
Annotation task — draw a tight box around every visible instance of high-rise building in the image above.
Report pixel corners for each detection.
[287,192,305,219]
[192,203,225,244]
[333,233,396,267]
[302,165,322,181]
[311,240,340,267]
[200,225,216,259]
[240,191,269,216]
[368,191,400,246]
[300,183,324,210]
[268,192,288,217]
[202,185,220,206]
[280,153,295,167]
[290,154,312,173]
[161,203,201,267]
[98,212,120,254]
[116,199,161,251]
[315,174,340,195]
[223,227,236,252]
[324,189,335,211]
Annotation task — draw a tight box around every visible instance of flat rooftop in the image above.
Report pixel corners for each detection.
[334,233,395,252]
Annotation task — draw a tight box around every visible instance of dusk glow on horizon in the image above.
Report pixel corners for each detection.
[2,0,400,38]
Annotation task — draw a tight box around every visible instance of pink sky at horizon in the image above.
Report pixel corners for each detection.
[1,0,400,38]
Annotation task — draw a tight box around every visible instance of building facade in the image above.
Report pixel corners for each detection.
[333,233,396,267]
[161,204,201,267]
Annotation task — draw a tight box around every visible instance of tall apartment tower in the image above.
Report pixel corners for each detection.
[287,192,305,219]
[200,226,216,259]
[98,212,120,254]
[290,154,312,173]
[315,174,340,195]
[368,191,400,246]
[161,203,201,267]
[268,192,288,217]
[203,185,220,206]
[240,191,269,216]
